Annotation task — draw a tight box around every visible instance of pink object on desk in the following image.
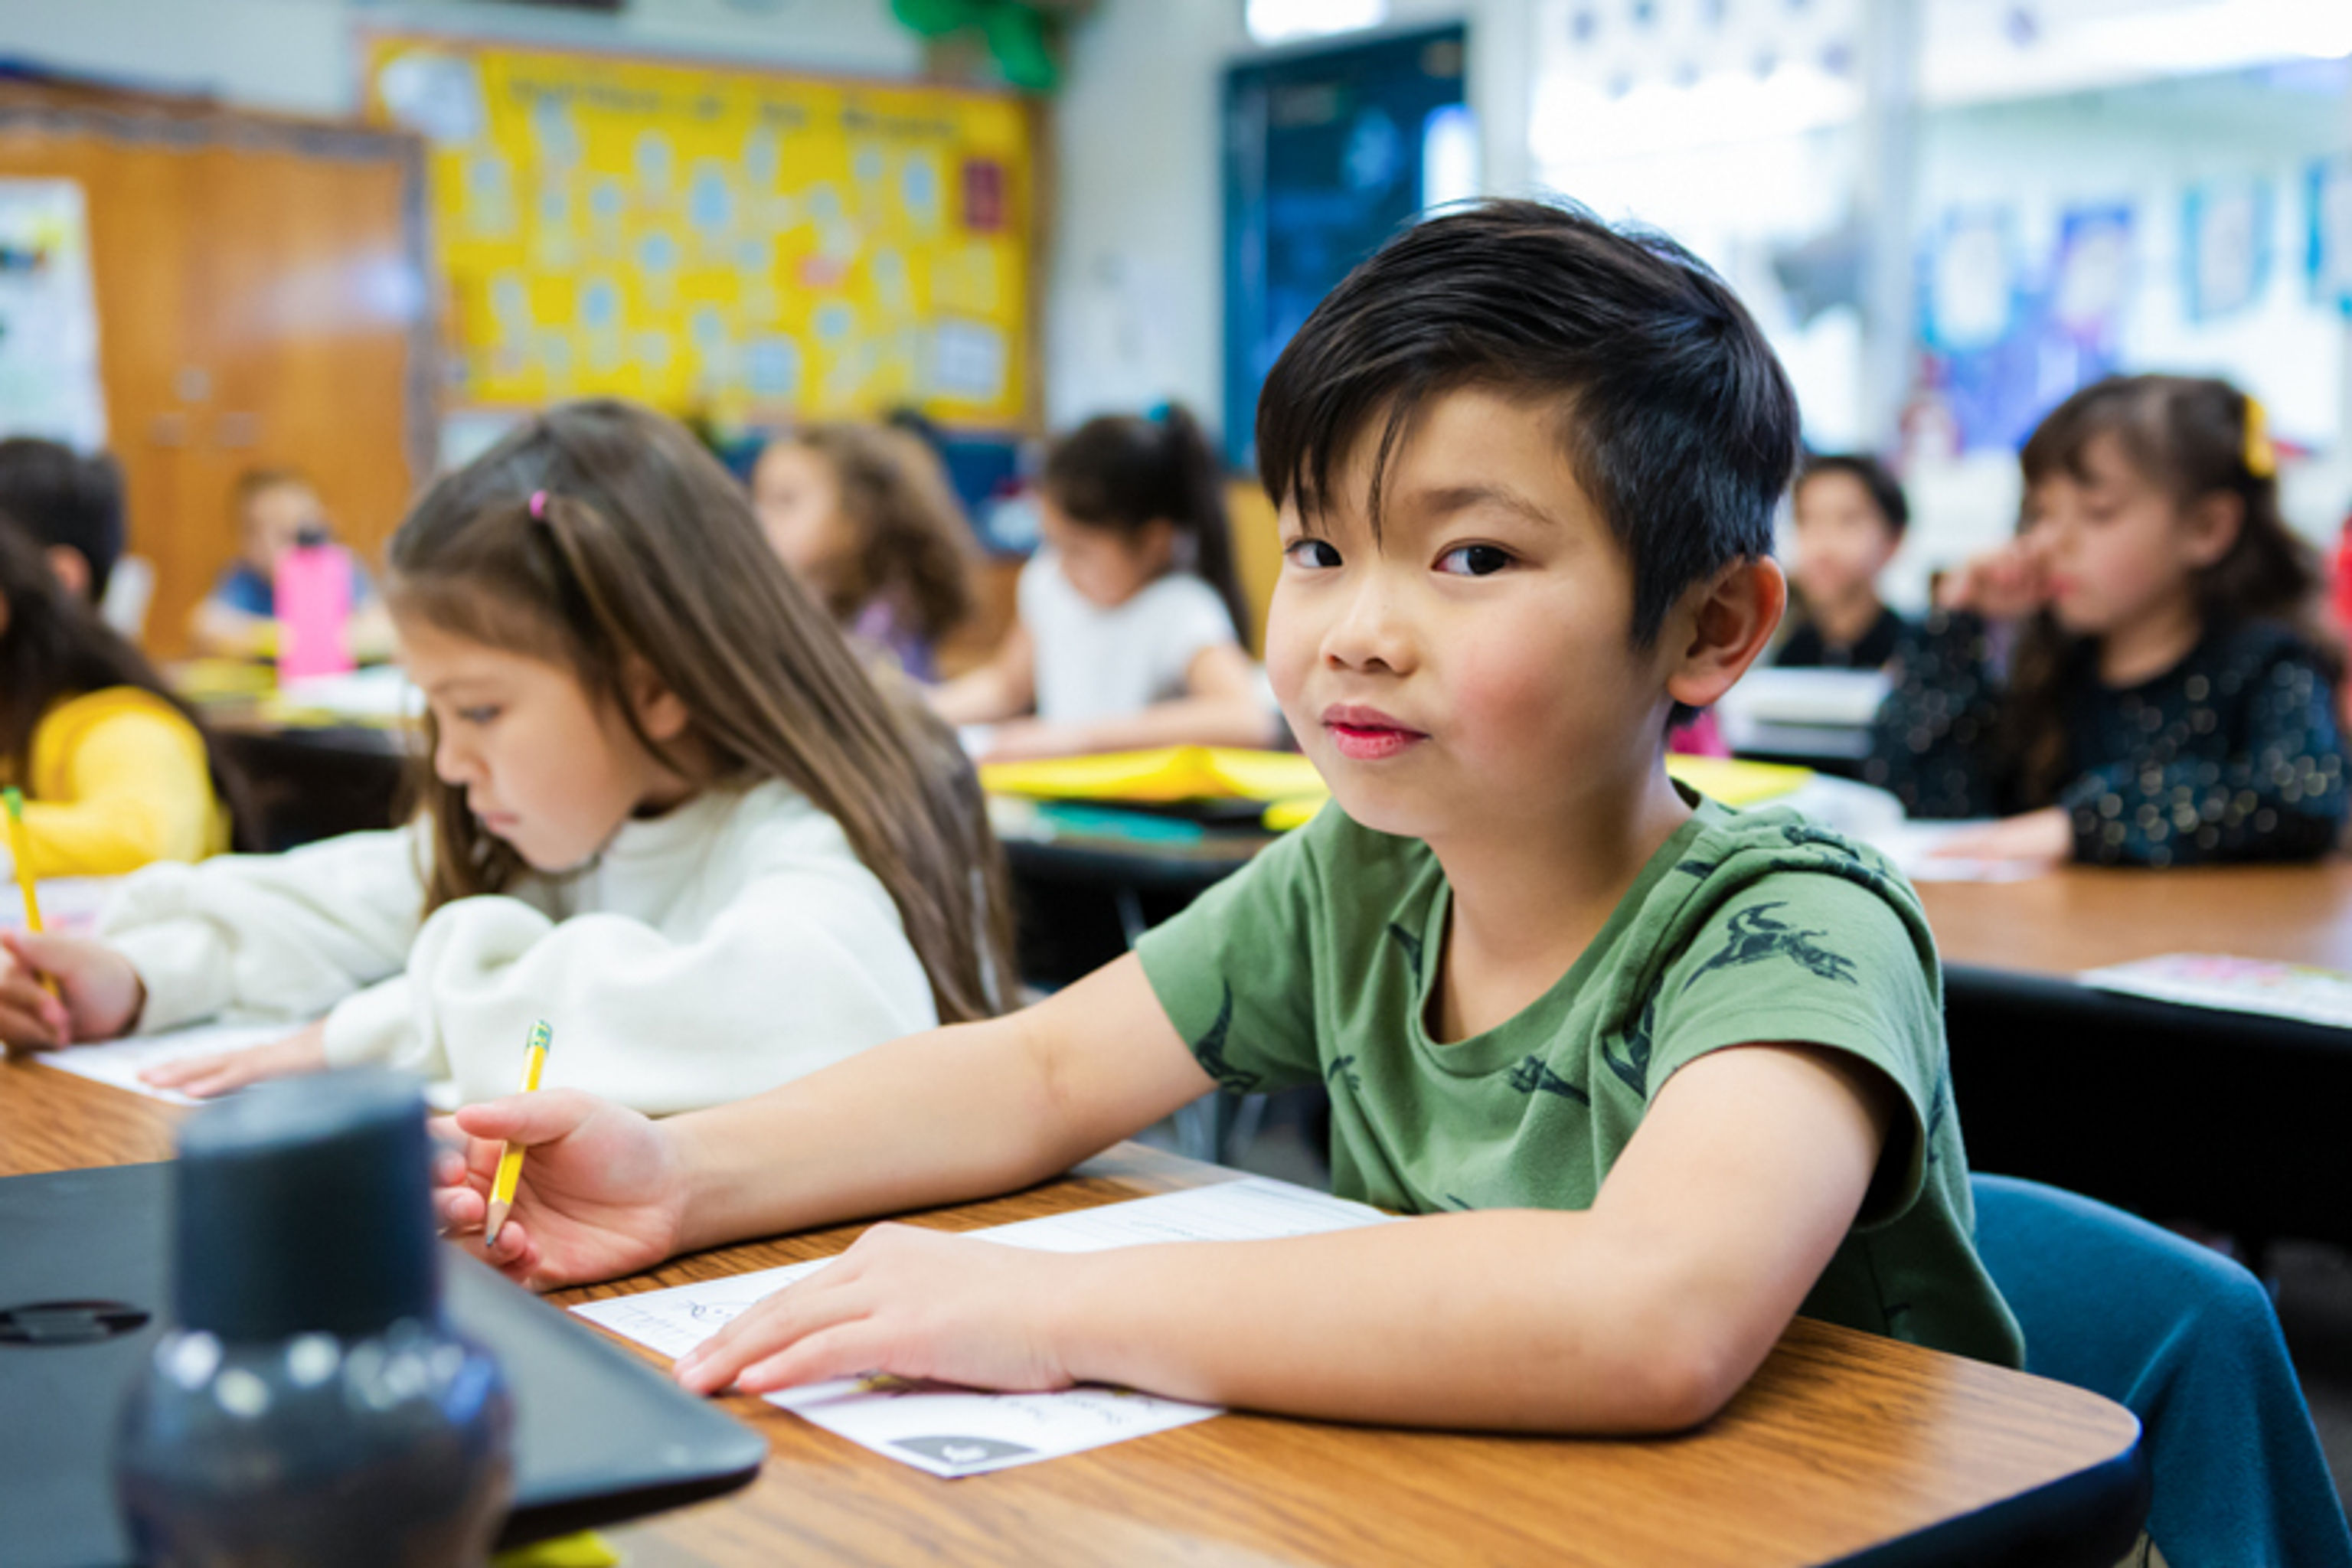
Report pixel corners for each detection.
[276,529,354,679]
[1668,709,1730,757]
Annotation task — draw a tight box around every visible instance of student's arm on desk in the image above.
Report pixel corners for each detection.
[982,642,1279,760]
[929,621,1035,726]
[188,598,275,660]
[439,957,1890,1434]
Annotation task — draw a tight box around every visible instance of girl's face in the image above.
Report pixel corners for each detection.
[1037,496,1174,609]
[1790,471,1899,606]
[1264,387,1679,843]
[753,444,858,593]
[2022,433,2234,638]
[397,612,692,872]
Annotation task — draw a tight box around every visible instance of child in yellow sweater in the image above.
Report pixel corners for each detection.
[0,515,240,881]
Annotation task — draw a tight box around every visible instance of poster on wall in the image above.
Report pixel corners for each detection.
[2183,180,2271,323]
[362,34,1032,428]
[0,180,106,450]
[2308,156,2352,315]
[1916,202,2135,456]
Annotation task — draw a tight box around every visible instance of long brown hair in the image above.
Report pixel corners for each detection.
[387,400,1015,1023]
[773,425,976,643]
[0,512,257,845]
[2003,374,2339,803]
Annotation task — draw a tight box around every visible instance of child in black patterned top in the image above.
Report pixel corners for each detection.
[1867,374,2347,867]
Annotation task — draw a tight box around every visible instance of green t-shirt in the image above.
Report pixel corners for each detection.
[1135,792,2024,1369]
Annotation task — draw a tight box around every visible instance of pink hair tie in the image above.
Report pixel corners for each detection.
[528,489,548,519]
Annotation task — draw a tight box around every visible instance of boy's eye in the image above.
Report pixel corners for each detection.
[1283,538,1341,570]
[456,706,501,725]
[1436,544,1513,577]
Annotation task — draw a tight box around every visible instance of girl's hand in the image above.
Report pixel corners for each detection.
[138,1020,329,1099]
[0,932,143,1051]
[1936,543,2047,621]
[979,719,1085,763]
[1929,807,2073,866]
[674,1223,1080,1397]
[432,1089,690,1292]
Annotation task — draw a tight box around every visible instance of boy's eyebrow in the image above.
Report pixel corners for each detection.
[1401,482,1563,530]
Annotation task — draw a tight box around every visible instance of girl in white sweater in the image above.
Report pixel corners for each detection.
[0,400,1014,1112]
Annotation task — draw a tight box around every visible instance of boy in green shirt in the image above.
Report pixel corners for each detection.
[433,200,2021,1429]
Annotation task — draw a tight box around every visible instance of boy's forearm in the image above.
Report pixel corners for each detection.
[665,1015,1076,1253]
[1054,1210,1748,1433]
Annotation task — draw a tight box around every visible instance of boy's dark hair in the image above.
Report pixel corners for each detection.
[1797,452,1909,536]
[1256,198,1800,648]
[0,438,126,601]
[1041,404,1252,646]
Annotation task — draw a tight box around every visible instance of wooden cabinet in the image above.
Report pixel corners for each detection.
[0,83,431,656]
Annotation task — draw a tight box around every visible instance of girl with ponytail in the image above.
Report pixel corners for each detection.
[934,403,1282,760]
[3,400,1016,1108]
[1870,374,2347,867]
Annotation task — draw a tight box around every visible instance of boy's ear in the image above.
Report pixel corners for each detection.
[1664,557,1786,714]
[2184,490,2246,569]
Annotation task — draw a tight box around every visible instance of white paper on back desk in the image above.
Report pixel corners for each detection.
[571,1175,1391,1478]
[35,1018,317,1106]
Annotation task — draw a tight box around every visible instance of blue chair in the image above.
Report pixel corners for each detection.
[1972,1174,2352,1568]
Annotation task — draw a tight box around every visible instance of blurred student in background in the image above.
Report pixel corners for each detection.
[1870,374,2346,867]
[0,514,242,887]
[751,425,975,681]
[188,467,395,662]
[1776,453,1909,670]
[933,404,1279,760]
[0,437,126,607]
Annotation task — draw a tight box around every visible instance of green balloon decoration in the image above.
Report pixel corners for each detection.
[891,0,1063,93]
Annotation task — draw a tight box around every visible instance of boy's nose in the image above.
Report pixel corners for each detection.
[1322,578,1415,674]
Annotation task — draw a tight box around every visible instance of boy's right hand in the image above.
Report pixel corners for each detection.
[1936,542,2047,621]
[0,932,143,1051]
[433,1089,689,1292]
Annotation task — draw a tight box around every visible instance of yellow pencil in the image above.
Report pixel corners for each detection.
[2,788,58,1000]
[485,1018,554,1247]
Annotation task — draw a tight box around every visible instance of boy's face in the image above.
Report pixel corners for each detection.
[242,482,325,573]
[1266,387,1677,841]
[1790,471,1899,606]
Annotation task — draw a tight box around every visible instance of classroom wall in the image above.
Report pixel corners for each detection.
[0,0,920,116]
[1044,0,1531,444]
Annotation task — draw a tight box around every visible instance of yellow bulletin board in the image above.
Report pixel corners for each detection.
[361,34,1033,427]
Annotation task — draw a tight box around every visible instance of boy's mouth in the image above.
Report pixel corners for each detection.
[1322,704,1427,761]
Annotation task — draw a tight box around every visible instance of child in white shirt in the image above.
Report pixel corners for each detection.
[935,404,1280,759]
[0,399,1014,1112]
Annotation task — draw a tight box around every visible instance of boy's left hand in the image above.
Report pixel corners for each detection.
[1929,806,2072,866]
[139,1019,330,1099]
[672,1223,1081,1398]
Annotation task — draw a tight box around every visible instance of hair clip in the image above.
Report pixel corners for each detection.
[1145,400,1172,425]
[2243,397,2278,480]
[528,489,549,519]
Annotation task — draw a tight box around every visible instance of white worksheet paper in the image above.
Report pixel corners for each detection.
[572,1175,1391,1478]
[35,1018,318,1106]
